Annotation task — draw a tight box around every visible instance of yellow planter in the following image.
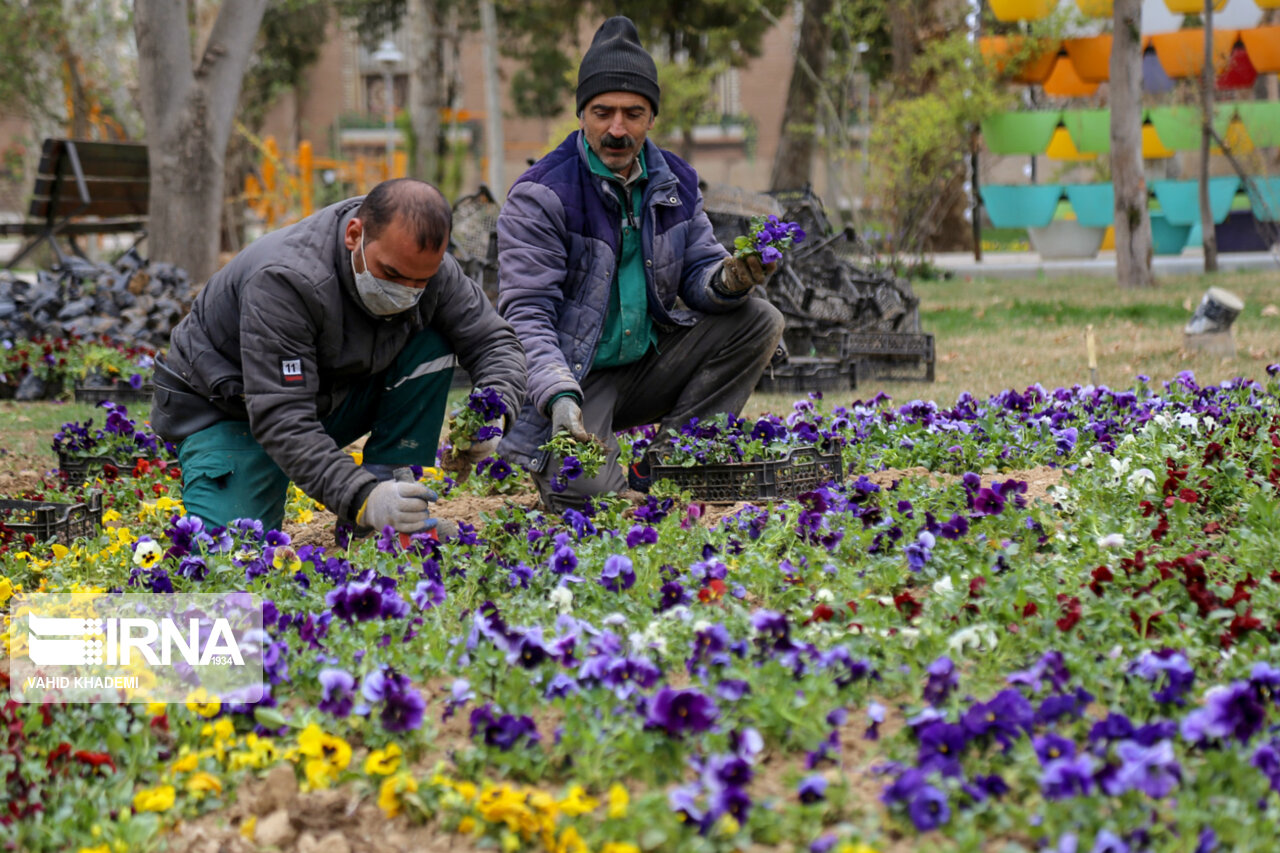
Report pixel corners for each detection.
[1163,0,1226,12]
[1046,126,1097,161]
[1076,0,1113,16]
[990,0,1058,21]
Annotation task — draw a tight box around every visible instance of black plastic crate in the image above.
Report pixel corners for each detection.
[0,491,103,543]
[73,383,155,405]
[756,357,855,394]
[650,445,843,503]
[58,450,137,484]
[845,332,935,382]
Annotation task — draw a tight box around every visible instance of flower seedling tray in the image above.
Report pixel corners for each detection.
[755,357,855,394]
[73,382,155,405]
[0,491,103,544]
[650,445,843,503]
[58,450,136,485]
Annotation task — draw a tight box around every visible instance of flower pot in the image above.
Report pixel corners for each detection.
[1064,183,1114,228]
[1150,177,1240,227]
[1043,56,1099,97]
[1063,35,1112,82]
[1246,177,1280,222]
[978,36,1060,84]
[989,0,1057,21]
[980,184,1064,229]
[1148,29,1237,79]
[1234,101,1280,147]
[1149,214,1192,256]
[1215,210,1272,253]
[1027,220,1107,260]
[1240,26,1280,73]
[1061,109,1111,154]
[1146,105,1233,152]
[1046,127,1097,162]
[1075,0,1113,18]
[980,110,1062,155]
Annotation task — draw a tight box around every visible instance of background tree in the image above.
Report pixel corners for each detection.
[135,0,269,284]
[1110,0,1154,287]
[769,0,833,191]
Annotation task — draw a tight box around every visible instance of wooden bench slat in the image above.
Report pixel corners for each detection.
[31,178,150,205]
[29,198,148,220]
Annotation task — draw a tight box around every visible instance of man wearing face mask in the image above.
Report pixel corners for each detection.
[150,179,525,535]
[497,16,784,508]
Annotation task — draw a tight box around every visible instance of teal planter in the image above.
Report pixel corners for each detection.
[1149,177,1240,226]
[980,184,1064,228]
[1150,213,1191,255]
[1246,177,1280,222]
[1064,183,1114,227]
[980,111,1062,155]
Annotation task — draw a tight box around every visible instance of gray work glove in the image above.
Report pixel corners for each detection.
[356,479,439,533]
[550,395,591,442]
[719,254,777,295]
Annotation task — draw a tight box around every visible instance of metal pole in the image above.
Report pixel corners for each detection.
[480,0,505,198]
[384,66,395,177]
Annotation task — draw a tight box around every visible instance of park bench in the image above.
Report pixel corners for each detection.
[1,138,149,270]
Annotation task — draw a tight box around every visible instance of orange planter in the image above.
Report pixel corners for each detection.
[1149,29,1238,79]
[989,0,1057,21]
[1043,55,1100,97]
[1239,26,1280,73]
[979,36,1060,84]
[1063,35,1112,82]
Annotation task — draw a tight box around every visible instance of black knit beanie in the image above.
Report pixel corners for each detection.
[576,17,661,116]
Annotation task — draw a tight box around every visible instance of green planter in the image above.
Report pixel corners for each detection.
[1150,177,1240,226]
[1061,109,1111,154]
[980,111,1062,155]
[1146,105,1232,151]
[1064,183,1114,227]
[980,184,1064,228]
[1235,101,1280,147]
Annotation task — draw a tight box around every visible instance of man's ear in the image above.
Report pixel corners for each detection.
[344,217,363,252]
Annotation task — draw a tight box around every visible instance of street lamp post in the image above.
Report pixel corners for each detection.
[372,39,404,178]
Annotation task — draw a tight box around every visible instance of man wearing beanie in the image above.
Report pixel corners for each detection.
[496,15,784,507]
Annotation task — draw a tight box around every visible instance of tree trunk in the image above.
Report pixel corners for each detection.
[1110,0,1154,288]
[770,0,833,191]
[888,1,917,83]
[135,0,267,285]
[408,0,442,184]
[1199,0,1219,272]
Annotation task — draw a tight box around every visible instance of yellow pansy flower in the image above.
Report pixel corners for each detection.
[102,508,123,523]
[364,743,403,776]
[185,771,223,798]
[556,827,588,853]
[146,701,167,716]
[0,577,13,604]
[601,844,641,853]
[558,784,598,816]
[837,845,881,853]
[457,816,477,834]
[51,544,69,560]
[298,724,352,790]
[240,816,257,839]
[377,772,418,818]
[132,784,176,812]
[272,547,301,573]
[607,782,629,818]
[185,688,221,718]
[78,846,110,853]
[170,753,199,774]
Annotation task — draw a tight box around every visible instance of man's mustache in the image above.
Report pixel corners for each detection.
[601,134,633,150]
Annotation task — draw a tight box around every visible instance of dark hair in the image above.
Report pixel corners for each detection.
[356,178,452,251]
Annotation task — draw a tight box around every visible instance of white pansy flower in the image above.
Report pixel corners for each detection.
[1127,468,1157,492]
[1097,533,1126,549]
[815,588,835,603]
[692,619,712,634]
[549,585,573,614]
[133,539,164,568]
[1109,457,1131,478]
[932,576,955,596]
[947,623,996,653]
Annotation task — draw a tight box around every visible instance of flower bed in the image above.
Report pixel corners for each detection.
[3,368,1280,852]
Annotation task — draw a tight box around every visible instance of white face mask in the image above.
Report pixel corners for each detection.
[350,233,424,316]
